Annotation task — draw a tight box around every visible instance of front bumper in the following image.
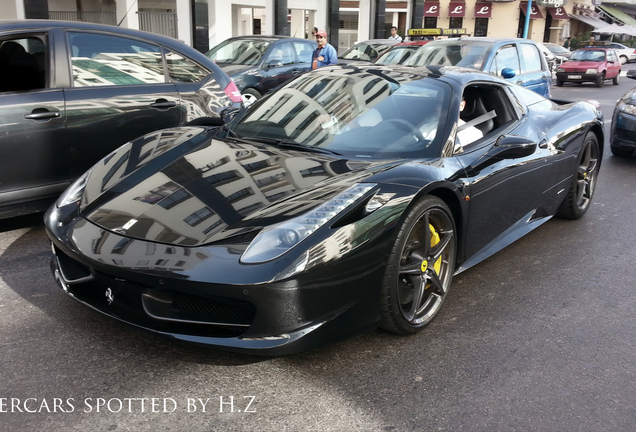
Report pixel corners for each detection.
[45,204,389,355]
[611,110,636,150]
[555,72,602,83]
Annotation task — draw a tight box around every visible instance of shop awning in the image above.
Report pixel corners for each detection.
[449,2,466,17]
[474,3,492,18]
[594,23,636,37]
[520,3,544,19]
[569,14,610,30]
[598,5,636,27]
[548,7,569,20]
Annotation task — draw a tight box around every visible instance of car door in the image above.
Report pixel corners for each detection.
[257,41,302,94]
[63,31,182,179]
[607,49,621,77]
[451,83,553,263]
[516,42,551,97]
[292,40,317,72]
[0,32,70,209]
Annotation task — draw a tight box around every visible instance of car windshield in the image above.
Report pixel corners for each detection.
[404,41,492,70]
[340,43,394,61]
[545,44,570,54]
[375,46,419,65]
[206,39,271,65]
[570,49,606,62]
[228,68,451,159]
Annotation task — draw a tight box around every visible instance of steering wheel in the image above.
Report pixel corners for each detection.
[385,119,427,142]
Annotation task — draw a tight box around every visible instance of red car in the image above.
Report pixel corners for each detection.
[374,40,430,65]
[556,47,621,87]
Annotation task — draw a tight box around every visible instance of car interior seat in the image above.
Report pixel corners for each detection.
[0,41,41,92]
[460,87,495,135]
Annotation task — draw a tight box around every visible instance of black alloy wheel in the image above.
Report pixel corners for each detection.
[558,132,600,219]
[380,196,456,334]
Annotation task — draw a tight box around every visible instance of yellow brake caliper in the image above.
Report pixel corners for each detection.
[428,223,442,274]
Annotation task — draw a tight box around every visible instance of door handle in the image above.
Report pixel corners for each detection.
[24,110,60,120]
[291,69,300,74]
[539,139,548,149]
[150,99,177,109]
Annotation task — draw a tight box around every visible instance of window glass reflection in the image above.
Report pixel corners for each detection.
[68,32,164,87]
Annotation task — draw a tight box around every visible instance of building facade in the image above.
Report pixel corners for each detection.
[1,0,628,53]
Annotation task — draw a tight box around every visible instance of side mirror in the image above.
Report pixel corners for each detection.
[464,136,537,176]
[266,60,283,69]
[627,69,636,80]
[501,68,516,79]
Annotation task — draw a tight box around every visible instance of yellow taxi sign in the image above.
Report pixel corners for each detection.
[408,28,441,36]
[407,28,468,36]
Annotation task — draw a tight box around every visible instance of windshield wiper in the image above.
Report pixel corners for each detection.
[240,137,342,155]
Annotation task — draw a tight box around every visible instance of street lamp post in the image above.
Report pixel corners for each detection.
[523,0,532,38]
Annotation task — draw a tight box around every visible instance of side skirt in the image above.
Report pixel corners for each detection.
[454,210,552,275]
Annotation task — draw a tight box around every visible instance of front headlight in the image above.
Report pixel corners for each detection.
[240,183,376,263]
[586,69,599,75]
[56,169,91,208]
[618,101,636,116]
[557,67,565,73]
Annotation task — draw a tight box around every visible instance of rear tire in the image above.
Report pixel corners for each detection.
[557,132,600,220]
[620,55,628,65]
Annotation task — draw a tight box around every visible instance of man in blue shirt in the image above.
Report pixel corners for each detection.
[312,30,338,69]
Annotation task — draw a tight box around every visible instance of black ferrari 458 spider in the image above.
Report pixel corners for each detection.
[45,65,603,355]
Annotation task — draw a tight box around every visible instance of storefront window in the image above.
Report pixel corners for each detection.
[475,18,488,37]
[450,17,463,29]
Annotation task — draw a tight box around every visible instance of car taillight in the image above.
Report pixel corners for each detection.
[224,80,243,103]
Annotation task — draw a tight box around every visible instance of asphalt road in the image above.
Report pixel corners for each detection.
[1,68,636,432]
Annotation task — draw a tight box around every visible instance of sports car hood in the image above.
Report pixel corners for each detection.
[79,127,393,247]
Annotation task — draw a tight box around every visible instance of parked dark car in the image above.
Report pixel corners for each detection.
[0,20,242,220]
[205,36,317,105]
[555,48,621,87]
[338,39,399,63]
[404,37,552,97]
[373,40,430,65]
[543,42,572,65]
[610,69,636,157]
[46,65,603,355]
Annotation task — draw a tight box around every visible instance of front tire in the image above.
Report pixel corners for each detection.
[556,79,564,87]
[380,196,456,334]
[557,132,600,220]
[241,88,261,106]
[613,73,621,85]
[595,73,605,87]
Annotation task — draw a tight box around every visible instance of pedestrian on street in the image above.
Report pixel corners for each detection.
[388,26,402,42]
[563,37,571,49]
[312,30,337,69]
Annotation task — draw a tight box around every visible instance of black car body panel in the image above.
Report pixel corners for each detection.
[610,71,636,156]
[0,20,240,219]
[45,65,604,355]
